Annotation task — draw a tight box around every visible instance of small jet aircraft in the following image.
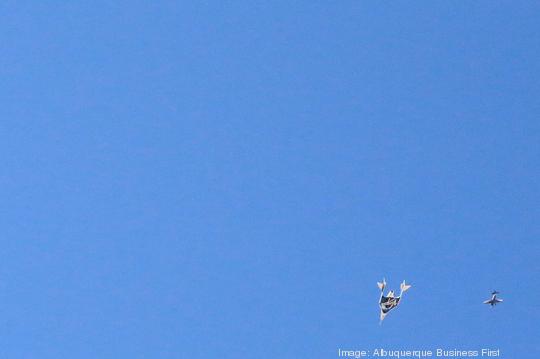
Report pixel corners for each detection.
[483,291,503,306]
[377,279,411,322]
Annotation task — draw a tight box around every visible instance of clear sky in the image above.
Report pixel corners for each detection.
[0,1,539,358]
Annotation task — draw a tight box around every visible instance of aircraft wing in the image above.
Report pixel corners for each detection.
[483,299,493,304]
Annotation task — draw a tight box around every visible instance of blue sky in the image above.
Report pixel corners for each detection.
[1,1,539,358]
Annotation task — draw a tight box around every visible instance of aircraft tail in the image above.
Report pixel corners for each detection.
[400,280,411,293]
